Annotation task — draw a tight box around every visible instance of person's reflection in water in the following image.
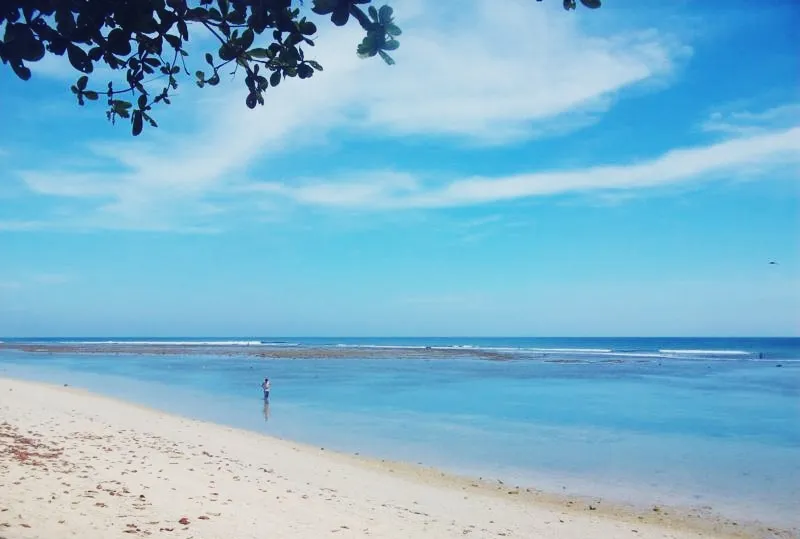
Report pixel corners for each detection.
[262,400,271,422]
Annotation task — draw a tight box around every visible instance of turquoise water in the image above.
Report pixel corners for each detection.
[0,337,798,528]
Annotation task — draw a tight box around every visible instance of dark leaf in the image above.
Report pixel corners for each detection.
[269,70,281,86]
[378,49,395,65]
[307,60,323,71]
[378,5,394,24]
[6,23,43,61]
[579,0,602,7]
[228,8,246,24]
[55,8,75,33]
[132,110,143,136]
[177,19,188,40]
[107,29,131,56]
[357,35,379,58]
[248,48,268,58]
[67,44,93,73]
[311,0,336,15]
[164,34,182,49]
[382,39,399,51]
[138,95,148,109]
[205,52,214,64]
[20,36,46,62]
[368,5,379,22]
[299,20,317,35]
[241,29,255,50]
[285,33,303,47]
[245,92,257,109]
[331,4,349,26]
[219,42,237,60]
[297,63,313,78]
[386,23,402,37]
[77,75,88,90]
[84,91,99,100]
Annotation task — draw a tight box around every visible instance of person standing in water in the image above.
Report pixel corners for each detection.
[261,377,271,401]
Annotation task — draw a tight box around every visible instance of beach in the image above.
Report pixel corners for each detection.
[0,377,788,539]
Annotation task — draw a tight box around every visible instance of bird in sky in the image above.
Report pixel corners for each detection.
[768,261,778,265]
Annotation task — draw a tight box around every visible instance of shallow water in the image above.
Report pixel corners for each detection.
[1,338,798,528]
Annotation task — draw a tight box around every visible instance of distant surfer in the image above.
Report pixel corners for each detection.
[261,377,271,401]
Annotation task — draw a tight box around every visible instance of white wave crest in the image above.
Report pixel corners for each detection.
[62,340,268,346]
[658,349,749,355]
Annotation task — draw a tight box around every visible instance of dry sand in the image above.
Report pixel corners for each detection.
[0,377,789,539]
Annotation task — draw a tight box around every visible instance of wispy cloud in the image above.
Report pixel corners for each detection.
[31,273,72,285]
[701,103,800,136]
[397,293,487,308]
[10,0,685,231]
[249,126,800,209]
[0,220,48,232]
[0,273,73,291]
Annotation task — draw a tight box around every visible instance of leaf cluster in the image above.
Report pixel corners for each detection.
[1,1,600,136]
[0,0,402,135]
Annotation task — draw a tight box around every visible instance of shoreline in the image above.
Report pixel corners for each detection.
[0,377,793,538]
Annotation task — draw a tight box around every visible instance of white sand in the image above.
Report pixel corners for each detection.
[0,378,786,539]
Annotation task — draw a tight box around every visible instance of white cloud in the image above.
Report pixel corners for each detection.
[0,220,47,231]
[0,273,71,290]
[251,126,800,209]
[31,273,72,285]
[11,0,686,231]
[702,103,800,136]
[21,172,122,198]
[397,293,487,308]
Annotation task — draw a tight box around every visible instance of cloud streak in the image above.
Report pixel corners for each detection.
[250,126,800,209]
[702,103,800,136]
[0,220,48,232]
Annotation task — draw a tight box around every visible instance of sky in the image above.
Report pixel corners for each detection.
[0,0,798,337]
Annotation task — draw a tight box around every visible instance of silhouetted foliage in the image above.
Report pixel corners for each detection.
[0,0,600,135]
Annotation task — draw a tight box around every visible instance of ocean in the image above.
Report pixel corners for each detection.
[1,336,798,528]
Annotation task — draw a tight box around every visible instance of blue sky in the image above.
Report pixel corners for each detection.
[0,0,798,337]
